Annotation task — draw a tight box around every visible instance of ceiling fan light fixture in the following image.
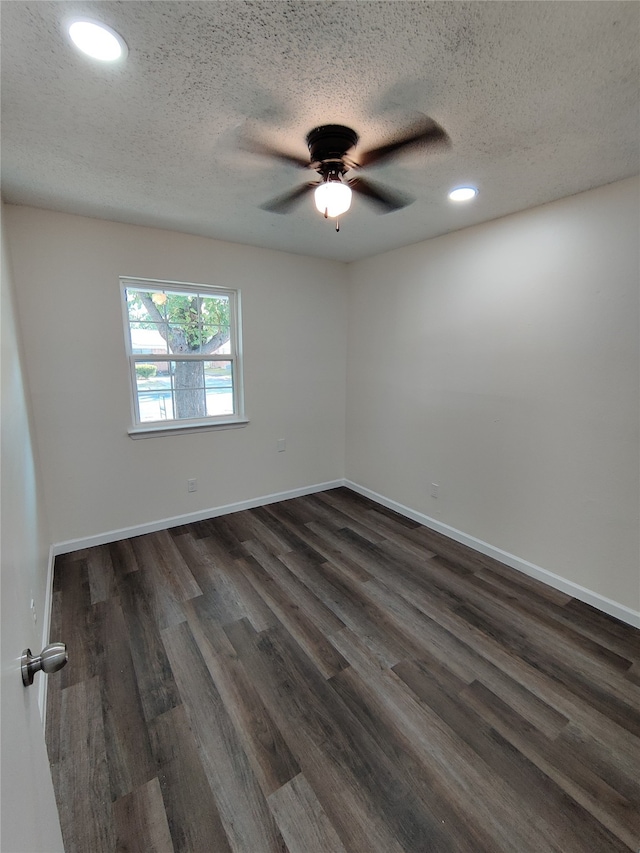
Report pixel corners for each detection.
[448,186,478,202]
[68,19,127,61]
[314,180,352,218]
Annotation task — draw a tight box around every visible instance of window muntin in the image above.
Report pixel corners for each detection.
[122,278,244,431]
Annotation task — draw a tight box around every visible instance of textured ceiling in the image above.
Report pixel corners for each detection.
[1,1,638,262]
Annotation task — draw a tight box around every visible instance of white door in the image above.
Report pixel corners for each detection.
[0,572,65,852]
[1,210,64,852]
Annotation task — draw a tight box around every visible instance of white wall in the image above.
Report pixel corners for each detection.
[347,177,640,616]
[1,203,64,850]
[5,207,348,544]
[5,180,639,622]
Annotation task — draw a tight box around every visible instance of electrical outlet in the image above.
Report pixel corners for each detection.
[277,438,286,452]
[430,483,440,499]
[187,478,197,493]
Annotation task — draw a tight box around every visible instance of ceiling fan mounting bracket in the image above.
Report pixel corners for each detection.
[306,125,359,174]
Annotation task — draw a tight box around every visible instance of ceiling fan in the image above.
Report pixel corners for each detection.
[251,118,450,228]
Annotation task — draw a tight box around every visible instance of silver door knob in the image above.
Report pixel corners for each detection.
[21,643,68,686]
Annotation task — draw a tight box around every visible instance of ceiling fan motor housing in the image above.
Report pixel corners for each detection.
[307,125,358,175]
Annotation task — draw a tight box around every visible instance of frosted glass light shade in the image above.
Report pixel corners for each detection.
[314,182,352,217]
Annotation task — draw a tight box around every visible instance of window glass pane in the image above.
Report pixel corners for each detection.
[135,366,173,422]
[139,360,232,421]
[205,361,234,416]
[166,324,196,353]
[165,293,200,329]
[129,322,169,354]
[201,294,230,323]
[201,324,231,352]
[127,288,168,321]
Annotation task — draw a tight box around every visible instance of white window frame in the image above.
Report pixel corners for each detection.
[121,276,247,437]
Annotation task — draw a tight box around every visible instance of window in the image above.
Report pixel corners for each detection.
[121,277,246,436]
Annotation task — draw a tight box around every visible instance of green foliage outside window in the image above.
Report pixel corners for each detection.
[135,363,158,379]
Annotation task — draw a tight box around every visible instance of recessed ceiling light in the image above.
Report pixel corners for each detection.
[448,186,478,202]
[68,20,127,62]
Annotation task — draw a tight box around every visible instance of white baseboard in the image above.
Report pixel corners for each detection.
[345,480,640,630]
[51,480,345,556]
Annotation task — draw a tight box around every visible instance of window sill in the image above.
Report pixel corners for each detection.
[128,417,249,439]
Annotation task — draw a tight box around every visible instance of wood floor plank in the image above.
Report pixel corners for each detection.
[235,552,349,679]
[128,535,193,629]
[167,530,220,597]
[454,599,640,737]
[242,539,346,638]
[224,618,408,853]
[192,532,283,630]
[254,503,335,568]
[109,537,141,577]
[357,508,439,562]
[473,559,575,607]
[471,567,635,671]
[200,515,248,558]
[359,541,640,762]
[146,528,203,601]
[361,543,640,730]
[563,598,640,657]
[117,570,182,722]
[112,777,174,853]
[391,520,506,574]
[47,487,640,853]
[216,560,281,632]
[328,665,501,853]
[246,504,321,558]
[460,679,640,850]
[395,659,636,852]
[324,487,421,530]
[86,544,118,605]
[268,773,348,853]
[423,558,638,693]
[279,550,416,668]
[271,492,386,546]
[330,626,573,853]
[624,662,640,687]
[53,556,96,689]
[148,705,233,853]
[182,557,277,632]
[93,597,156,801]
[183,597,301,797]
[161,620,287,853]
[557,721,640,805]
[55,677,115,853]
[216,508,300,559]
[304,521,375,582]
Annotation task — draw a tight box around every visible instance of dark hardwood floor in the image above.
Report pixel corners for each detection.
[46,487,640,852]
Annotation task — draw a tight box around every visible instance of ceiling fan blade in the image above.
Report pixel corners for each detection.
[260,182,317,214]
[243,138,310,169]
[349,177,412,213]
[357,118,450,167]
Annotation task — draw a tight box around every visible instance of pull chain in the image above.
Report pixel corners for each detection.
[336,218,340,233]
